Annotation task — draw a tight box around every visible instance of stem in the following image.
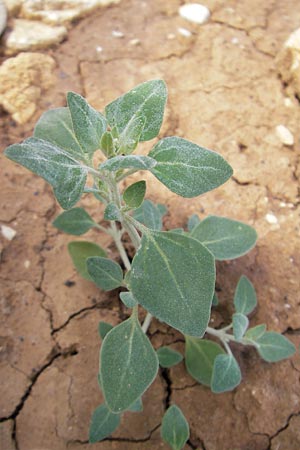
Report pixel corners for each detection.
[141,313,153,333]
[116,168,139,182]
[206,326,259,349]
[122,218,141,250]
[110,222,131,271]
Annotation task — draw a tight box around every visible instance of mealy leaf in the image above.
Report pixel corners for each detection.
[5,138,87,210]
[100,313,159,413]
[157,347,183,368]
[245,324,266,341]
[187,214,200,232]
[99,155,156,172]
[232,313,249,340]
[211,354,242,393]
[68,241,106,280]
[170,228,185,234]
[185,337,225,386]
[123,181,146,208]
[128,231,215,336]
[104,203,122,221]
[119,291,138,308]
[149,137,233,198]
[212,292,219,306]
[87,257,123,291]
[161,405,189,450]
[256,332,296,362]
[89,404,120,443]
[67,92,107,155]
[234,275,257,315]
[118,115,146,154]
[100,131,115,157]
[98,321,114,339]
[127,397,143,412]
[53,207,96,235]
[132,199,167,230]
[105,80,167,141]
[191,216,257,260]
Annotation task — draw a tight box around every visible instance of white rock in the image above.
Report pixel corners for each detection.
[112,30,124,38]
[265,213,278,225]
[179,3,210,25]
[1,225,16,240]
[275,125,294,146]
[95,45,103,52]
[3,0,22,15]
[178,27,192,37]
[276,28,300,98]
[128,38,140,46]
[284,97,293,107]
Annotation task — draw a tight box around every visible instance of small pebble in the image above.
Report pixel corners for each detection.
[275,125,294,146]
[1,225,16,241]
[231,37,239,44]
[265,213,278,225]
[179,3,210,24]
[167,33,176,40]
[24,260,30,269]
[284,98,293,107]
[128,38,141,46]
[112,30,124,38]
[178,27,192,37]
[96,46,103,52]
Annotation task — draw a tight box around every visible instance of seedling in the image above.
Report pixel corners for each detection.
[5,80,295,449]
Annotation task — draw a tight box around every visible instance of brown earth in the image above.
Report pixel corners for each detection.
[1,1,300,449]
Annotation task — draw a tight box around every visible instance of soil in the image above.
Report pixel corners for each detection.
[1,1,300,449]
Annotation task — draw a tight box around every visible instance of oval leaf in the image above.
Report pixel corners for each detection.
[53,207,96,235]
[128,231,215,336]
[211,354,242,393]
[123,180,146,208]
[98,321,113,339]
[234,275,257,315]
[149,137,233,198]
[245,324,266,341]
[191,216,257,260]
[161,405,189,450]
[256,332,296,362]
[157,347,183,368]
[87,257,123,291]
[68,241,106,280]
[100,131,115,157]
[100,314,159,413]
[187,214,200,232]
[119,115,146,154]
[232,313,249,340]
[104,203,122,221]
[119,291,138,308]
[100,155,156,172]
[89,404,120,443]
[133,199,166,231]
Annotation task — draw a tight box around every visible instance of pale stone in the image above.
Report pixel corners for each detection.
[3,0,22,16]
[0,0,7,35]
[265,213,278,225]
[3,18,67,54]
[112,30,124,38]
[178,27,192,37]
[1,225,16,240]
[276,28,300,97]
[0,52,56,123]
[179,3,210,25]
[275,125,294,146]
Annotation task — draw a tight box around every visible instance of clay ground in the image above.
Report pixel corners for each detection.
[1,1,300,449]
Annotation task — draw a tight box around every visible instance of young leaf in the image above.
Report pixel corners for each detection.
[89,404,120,443]
[133,199,166,231]
[256,332,296,362]
[185,337,225,386]
[68,241,106,280]
[245,324,266,341]
[211,354,242,393]
[98,321,113,339]
[87,257,123,291]
[105,80,167,141]
[5,138,87,210]
[157,347,183,368]
[104,203,122,221]
[234,276,257,315]
[187,214,200,232]
[100,131,115,157]
[67,92,107,155]
[128,231,215,336]
[232,313,249,340]
[161,405,189,450]
[118,115,146,154]
[99,155,156,172]
[191,216,257,260]
[123,181,146,209]
[212,292,219,306]
[149,137,233,198]
[128,397,143,412]
[100,314,159,413]
[53,207,96,235]
[119,291,138,308]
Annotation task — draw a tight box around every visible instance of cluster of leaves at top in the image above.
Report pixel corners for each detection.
[5,80,296,450]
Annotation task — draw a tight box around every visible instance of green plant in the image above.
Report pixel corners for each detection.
[4,80,296,449]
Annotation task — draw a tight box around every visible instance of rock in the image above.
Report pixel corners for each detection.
[179,3,210,25]
[275,124,294,146]
[3,18,67,54]
[276,28,300,98]
[0,0,7,36]
[1,225,16,240]
[0,52,56,123]
[3,0,21,16]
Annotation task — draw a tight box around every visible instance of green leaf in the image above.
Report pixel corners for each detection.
[98,321,113,339]
[245,324,266,341]
[105,80,167,141]
[132,199,166,230]
[128,397,143,412]
[234,276,257,315]
[191,216,257,260]
[104,203,122,221]
[100,313,159,413]
[67,92,107,155]
[185,337,225,386]
[161,405,189,450]
[149,137,233,198]
[89,404,120,443]
[100,131,115,157]
[119,291,138,308]
[170,228,185,234]
[157,347,183,368]
[53,207,96,235]
[232,313,249,340]
[187,214,200,232]
[123,181,146,209]
[128,231,215,336]
[256,332,296,362]
[5,138,87,210]
[118,115,146,154]
[68,241,106,280]
[87,257,123,291]
[211,354,242,393]
[34,107,83,158]
[212,292,219,306]
[99,155,156,172]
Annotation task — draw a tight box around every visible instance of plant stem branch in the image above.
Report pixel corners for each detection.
[110,222,131,271]
[141,313,153,333]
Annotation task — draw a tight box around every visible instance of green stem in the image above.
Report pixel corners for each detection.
[110,222,131,271]
[206,326,258,349]
[116,168,139,182]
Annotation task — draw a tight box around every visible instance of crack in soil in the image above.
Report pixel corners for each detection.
[160,368,172,411]
[267,411,300,450]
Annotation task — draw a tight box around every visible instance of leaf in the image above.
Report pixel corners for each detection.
[256,332,296,362]
[105,80,167,141]
[119,292,138,308]
[89,404,120,443]
[245,324,266,341]
[68,241,106,280]
[185,337,225,386]
[99,155,156,172]
[161,405,189,450]
[232,313,249,340]
[123,181,146,209]
[100,131,115,157]
[157,347,183,368]
[100,313,159,413]
[53,207,96,235]
[128,397,143,412]
[67,92,107,155]
[34,107,83,158]
[234,276,257,315]
[132,199,166,231]
[87,257,123,291]
[98,321,113,339]
[149,137,233,198]
[212,292,219,306]
[5,138,87,210]
[211,354,242,393]
[104,203,122,221]
[128,231,215,336]
[187,214,200,232]
[118,115,146,154]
